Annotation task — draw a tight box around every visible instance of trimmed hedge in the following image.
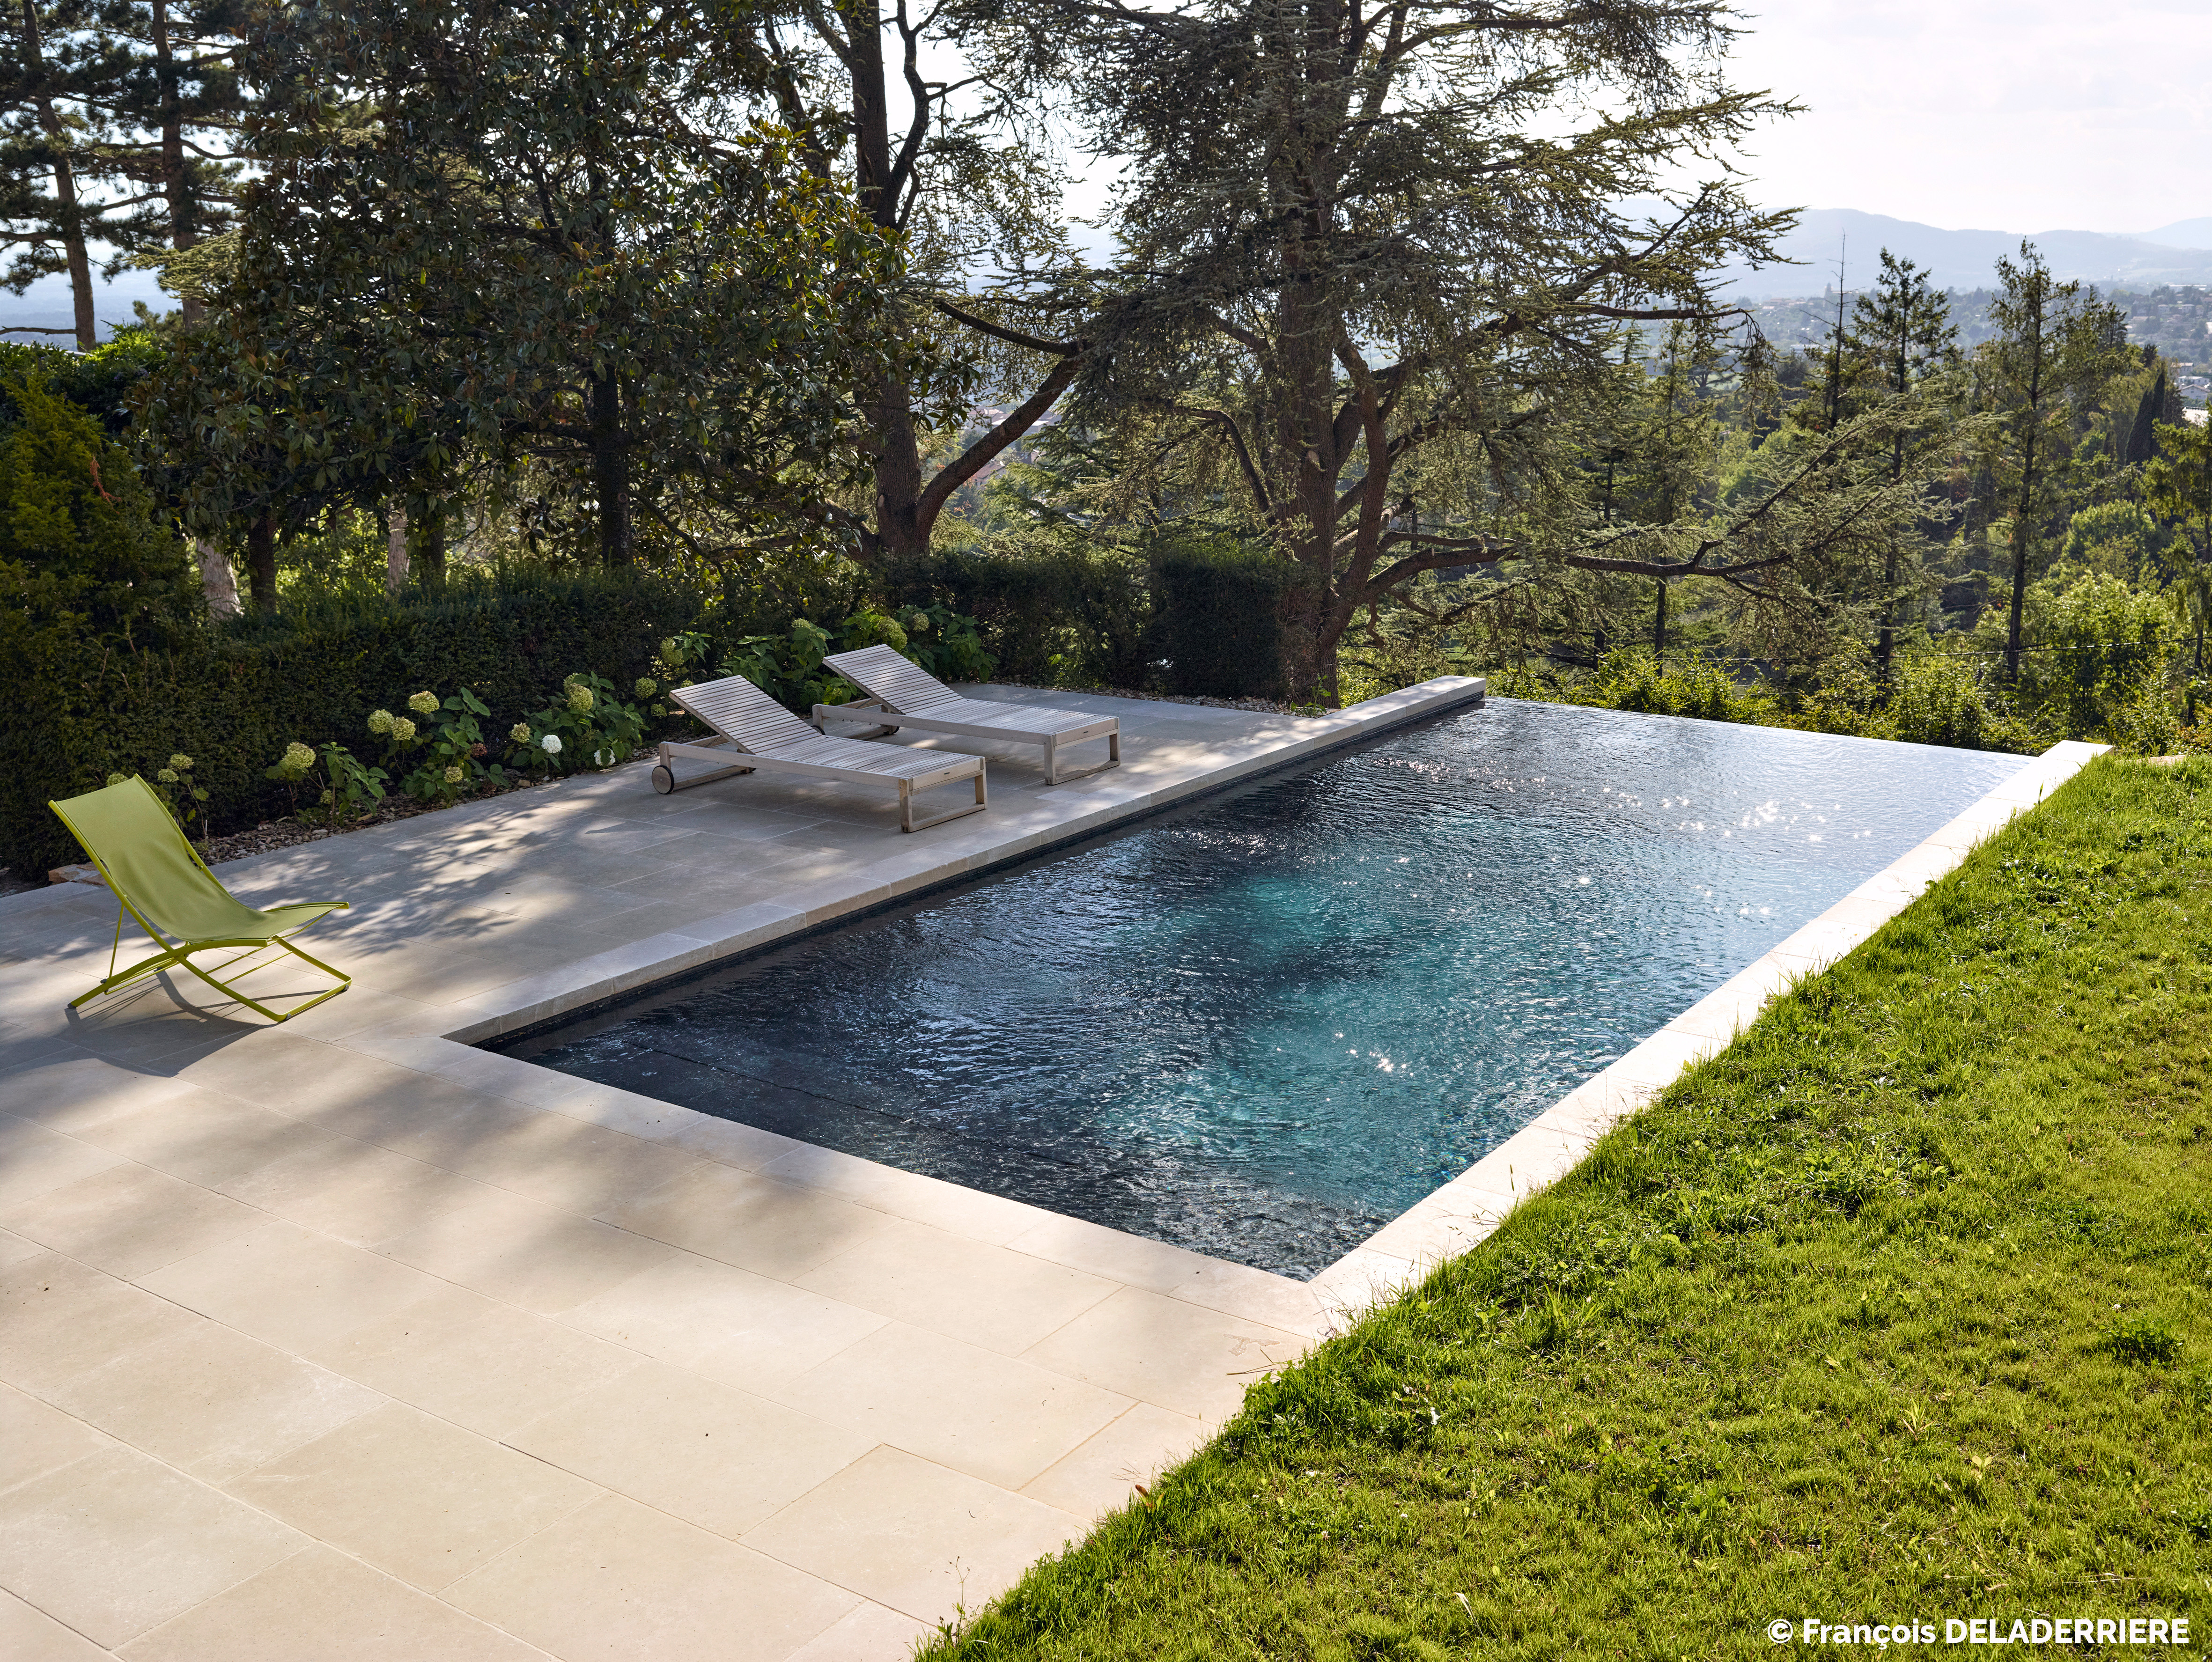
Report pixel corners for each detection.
[4,567,717,879]
[1152,539,1289,699]
[8,540,1303,879]
[883,539,1292,698]
[877,546,1153,690]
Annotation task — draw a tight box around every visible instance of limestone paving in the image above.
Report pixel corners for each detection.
[0,683,2096,1658]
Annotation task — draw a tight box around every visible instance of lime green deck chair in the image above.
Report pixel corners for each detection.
[49,775,351,1023]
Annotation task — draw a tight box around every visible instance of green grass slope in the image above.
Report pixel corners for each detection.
[928,756,2212,1661]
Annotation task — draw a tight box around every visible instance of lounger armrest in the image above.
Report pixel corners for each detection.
[813,697,888,728]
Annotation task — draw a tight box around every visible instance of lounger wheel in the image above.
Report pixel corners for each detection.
[651,764,674,795]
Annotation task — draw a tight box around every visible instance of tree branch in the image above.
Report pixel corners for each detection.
[933,296,1081,354]
[914,351,1082,529]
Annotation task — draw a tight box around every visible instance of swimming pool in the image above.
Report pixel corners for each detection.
[500,699,2029,1277]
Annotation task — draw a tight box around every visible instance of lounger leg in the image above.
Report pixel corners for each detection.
[70,942,190,1007]
[1108,731,1120,766]
[1044,735,1058,786]
[899,765,990,832]
[899,779,914,834]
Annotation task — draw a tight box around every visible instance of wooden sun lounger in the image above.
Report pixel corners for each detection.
[655,673,987,833]
[816,645,1120,786]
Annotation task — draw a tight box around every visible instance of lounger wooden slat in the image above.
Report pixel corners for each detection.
[817,645,1121,785]
[656,674,987,833]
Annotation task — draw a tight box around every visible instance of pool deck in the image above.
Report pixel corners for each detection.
[0,678,1486,1662]
[0,680,2103,1661]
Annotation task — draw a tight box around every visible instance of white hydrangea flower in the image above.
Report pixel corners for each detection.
[367,709,393,735]
[509,722,531,743]
[283,741,316,772]
[567,684,595,714]
[156,767,178,784]
[443,765,464,784]
[634,677,656,697]
[408,691,439,716]
[388,718,415,744]
[167,752,192,772]
[541,733,563,755]
[106,772,129,787]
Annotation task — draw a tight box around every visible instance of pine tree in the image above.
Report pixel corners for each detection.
[1846,250,1955,682]
[59,0,246,327]
[1982,243,2129,682]
[0,0,117,347]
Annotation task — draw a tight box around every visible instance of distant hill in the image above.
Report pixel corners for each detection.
[2143,218,2212,251]
[0,267,169,343]
[1712,208,2212,297]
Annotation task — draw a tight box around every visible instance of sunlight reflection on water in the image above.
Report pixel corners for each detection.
[506,699,2027,1277]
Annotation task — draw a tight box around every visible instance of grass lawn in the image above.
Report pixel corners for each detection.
[928,756,2212,1660]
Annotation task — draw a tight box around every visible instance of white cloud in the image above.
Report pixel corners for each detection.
[1723,0,2211,231]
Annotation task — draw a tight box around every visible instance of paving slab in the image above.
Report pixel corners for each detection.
[444,1493,857,1662]
[0,1446,308,1648]
[114,1546,551,1662]
[0,681,2102,1655]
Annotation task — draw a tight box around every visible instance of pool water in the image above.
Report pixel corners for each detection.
[501,699,2028,1277]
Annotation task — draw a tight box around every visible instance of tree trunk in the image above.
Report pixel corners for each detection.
[1875,543,1898,682]
[1876,424,1905,684]
[245,512,276,610]
[589,368,630,566]
[1274,214,1348,705]
[2005,424,2040,684]
[868,375,926,560]
[148,0,202,325]
[2004,303,2046,684]
[21,0,96,348]
[1653,578,1668,659]
[385,501,408,594]
[416,505,446,582]
[194,536,238,618]
[844,8,921,562]
[803,4,1074,564]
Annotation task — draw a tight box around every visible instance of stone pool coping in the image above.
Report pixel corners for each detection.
[0,675,1502,1661]
[438,674,1491,1045]
[0,685,2101,1661]
[1309,736,2111,1311]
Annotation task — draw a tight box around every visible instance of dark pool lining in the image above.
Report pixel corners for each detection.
[483,684,1488,1057]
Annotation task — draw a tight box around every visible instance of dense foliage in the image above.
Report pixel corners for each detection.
[143,0,908,585]
[5,564,715,875]
[6,0,2211,878]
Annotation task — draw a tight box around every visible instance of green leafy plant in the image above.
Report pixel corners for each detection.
[648,630,721,716]
[721,618,858,715]
[399,687,506,806]
[364,698,427,775]
[2100,1315,2183,1367]
[897,603,995,684]
[149,751,210,846]
[265,738,386,828]
[509,671,647,774]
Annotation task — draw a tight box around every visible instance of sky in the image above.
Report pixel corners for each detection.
[1720,0,2210,234]
[7,0,2205,337]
